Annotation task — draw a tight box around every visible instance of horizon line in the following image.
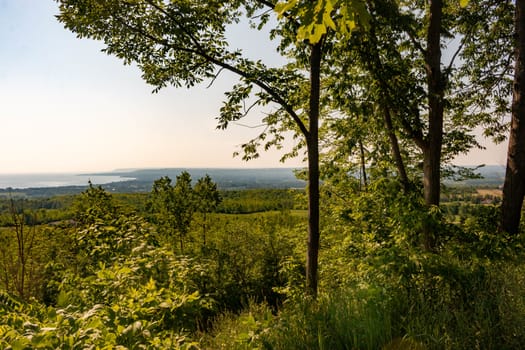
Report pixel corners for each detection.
[0,163,507,176]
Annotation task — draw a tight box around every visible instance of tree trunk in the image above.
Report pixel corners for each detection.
[424,0,444,207]
[306,41,322,297]
[359,140,368,191]
[383,104,409,191]
[363,16,410,192]
[501,0,525,234]
[202,212,207,246]
[422,0,444,250]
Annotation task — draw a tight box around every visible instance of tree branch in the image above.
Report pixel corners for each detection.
[141,0,309,138]
[254,0,276,9]
[206,67,225,89]
[363,14,426,149]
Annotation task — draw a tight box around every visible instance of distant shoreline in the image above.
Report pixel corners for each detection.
[0,165,505,198]
[0,168,306,197]
[0,174,135,190]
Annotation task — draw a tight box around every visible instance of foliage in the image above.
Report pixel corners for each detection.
[201,302,275,350]
[214,260,525,350]
[314,176,525,348]
[193,211,303,312]
[0,284,202,349]
[148,173,223,251]
[274,0,469,44]
[0,196,73,226]
[74,214,159,275]
[55,0,331,296]
[58,244,214,344]
[275,0,369,43]
[454,0,514,143]
[4,0,524,347]
[0,212,210,348]
[72,182,119,226]
[194,175,222,215]
[0,186,310,348]
[203,176,525,349]
[1,176,525,348]
[0,200,75,301]
[217,189,302,214]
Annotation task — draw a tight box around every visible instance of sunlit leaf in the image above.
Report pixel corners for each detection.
[275,0,297,17]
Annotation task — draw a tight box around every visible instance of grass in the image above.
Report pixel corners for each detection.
[203,262,525,350]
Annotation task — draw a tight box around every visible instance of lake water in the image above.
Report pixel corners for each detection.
[0,173,135,189]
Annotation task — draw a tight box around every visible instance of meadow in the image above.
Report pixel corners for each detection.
[0,176,523,349]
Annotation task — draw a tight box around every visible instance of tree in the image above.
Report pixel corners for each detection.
[172,171,195,252]
[56,0,367,296]
[0,200,38,299]
[194,174,222,246]
[313,0,481,249]
[72,181,119,226]
[447,0,516,231]
[501,0,525,234]
[149,173,195,252]
[320,30,416,193]
[149,176,177,243]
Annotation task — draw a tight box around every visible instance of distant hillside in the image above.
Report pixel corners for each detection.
[0,168,306,197]
[0,165,506,198]
[449,165,506,187]
[99,168,306,191]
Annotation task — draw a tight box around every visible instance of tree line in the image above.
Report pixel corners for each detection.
[2,172,524,347]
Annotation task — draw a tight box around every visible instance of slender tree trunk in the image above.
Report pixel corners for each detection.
[363,16,410,192]
[424,0,444,208]
[12,203,26,299]
[306,41,322,297]
[383,105,409,191]
[0,247,9,291]
[421,0,444,250]
[202,212,207,246]
[359,140,368,191]
[17,228,25,299]
[501,0,525,234]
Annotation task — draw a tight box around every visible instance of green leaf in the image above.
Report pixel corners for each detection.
[322,2,336,31]
[11,339,30,350]
[311,24,327,43]
[274,0,297,17]
[56,290,70,308]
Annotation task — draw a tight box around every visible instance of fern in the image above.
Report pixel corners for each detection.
[0,291,22,313]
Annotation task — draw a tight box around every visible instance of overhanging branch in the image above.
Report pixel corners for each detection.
[141,0,309,138]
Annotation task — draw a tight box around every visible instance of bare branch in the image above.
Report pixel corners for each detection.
[206,67,225,89]
[233,121,267,128]
[250,8,273,20]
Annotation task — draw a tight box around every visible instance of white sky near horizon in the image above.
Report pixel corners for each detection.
[0,0,509,174]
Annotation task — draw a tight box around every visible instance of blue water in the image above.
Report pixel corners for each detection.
[0,173,135,189]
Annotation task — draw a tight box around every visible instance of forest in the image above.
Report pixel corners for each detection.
[2,0,525,348]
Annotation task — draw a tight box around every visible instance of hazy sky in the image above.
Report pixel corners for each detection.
[0,0,509,174]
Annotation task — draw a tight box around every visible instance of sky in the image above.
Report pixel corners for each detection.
[0,0,509,174]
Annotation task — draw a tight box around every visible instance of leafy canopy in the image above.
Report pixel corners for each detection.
[275,0,369,43]
[274,0,470,44]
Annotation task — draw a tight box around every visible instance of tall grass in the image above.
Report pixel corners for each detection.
[204,262,525,349]
[204,286,396,350]
[266,288,394,350]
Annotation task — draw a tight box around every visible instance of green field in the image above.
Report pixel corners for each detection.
[0,182,524,349]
